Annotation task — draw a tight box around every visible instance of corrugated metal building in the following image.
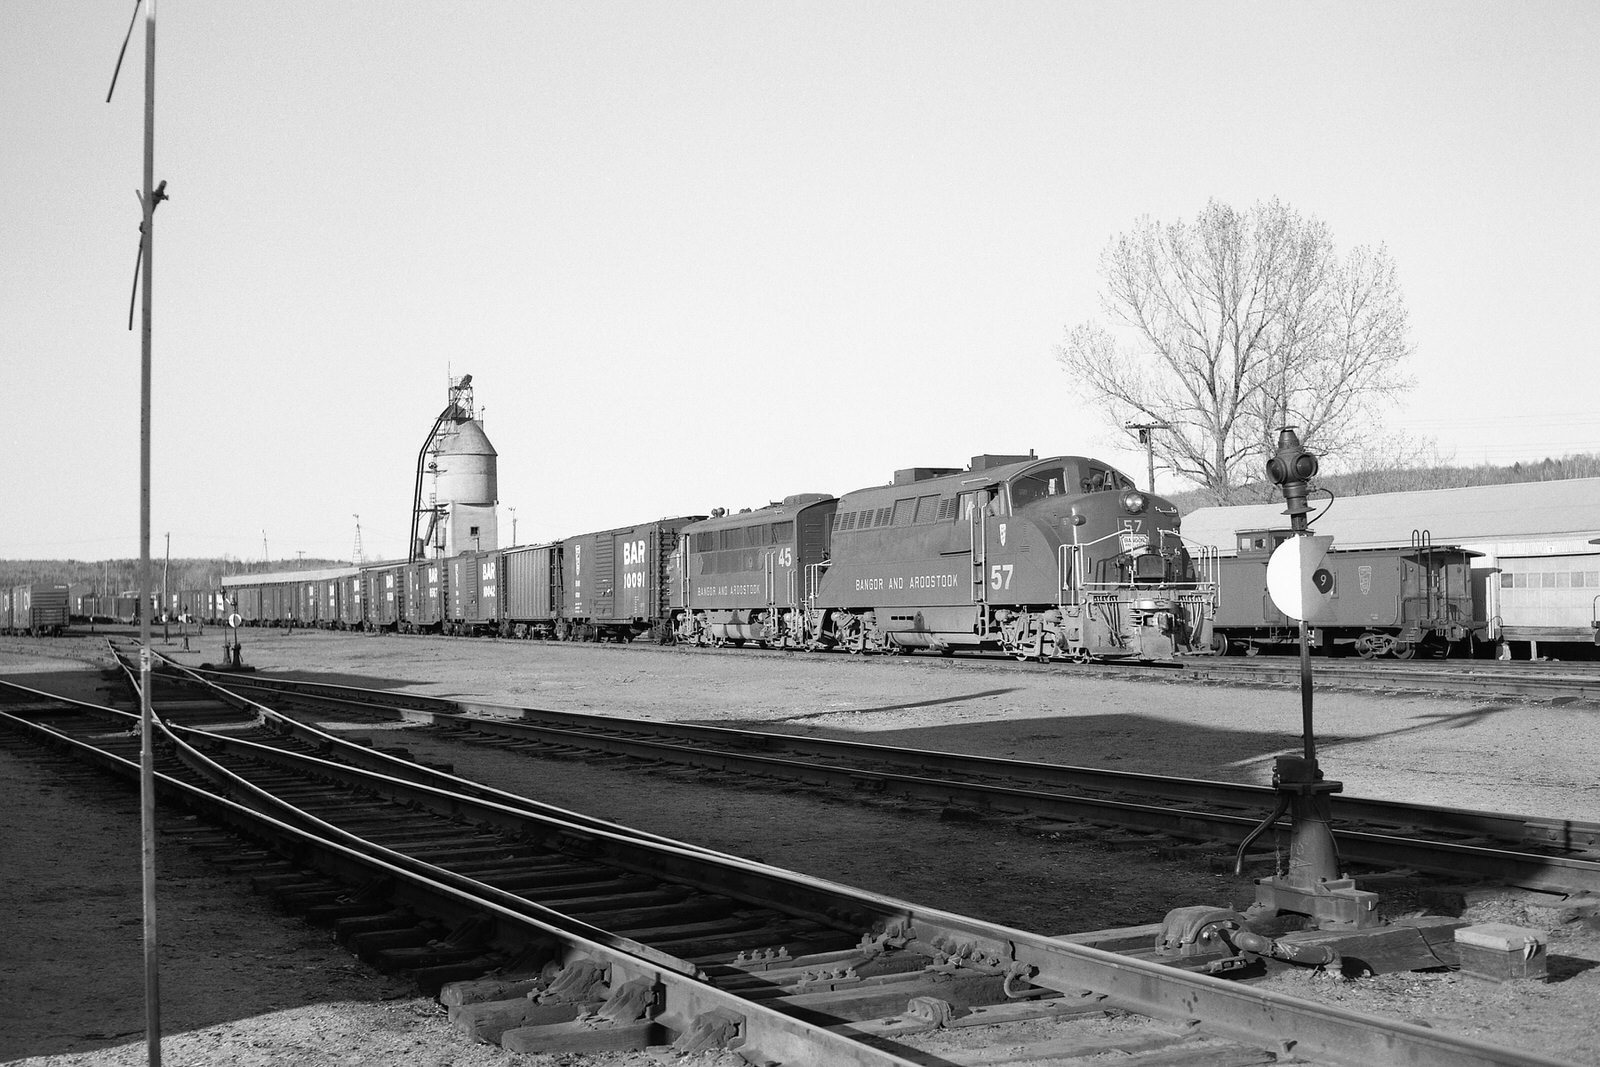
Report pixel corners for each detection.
[1181,478,1600,653]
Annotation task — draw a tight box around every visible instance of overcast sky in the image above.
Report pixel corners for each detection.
[4,2,1596,563]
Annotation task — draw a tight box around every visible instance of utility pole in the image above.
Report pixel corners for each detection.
[1126,421,1170,494]
[106,0,165,1058]
[162,532,170,640]
[509,506,517,547]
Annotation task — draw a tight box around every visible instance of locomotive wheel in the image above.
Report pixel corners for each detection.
[1392,642,1416,660]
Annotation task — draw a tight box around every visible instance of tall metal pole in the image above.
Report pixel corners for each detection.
[162,531,170,641]
[137,1,163,1062]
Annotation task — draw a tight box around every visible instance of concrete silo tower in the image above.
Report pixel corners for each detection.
[410,374,500,560]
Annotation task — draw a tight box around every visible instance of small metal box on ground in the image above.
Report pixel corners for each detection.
[1454,922,1548,982]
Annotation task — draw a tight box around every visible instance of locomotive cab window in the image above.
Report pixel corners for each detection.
[1080,466,1130,493]
[1011,468,1069,508]
[960,487,1001,520]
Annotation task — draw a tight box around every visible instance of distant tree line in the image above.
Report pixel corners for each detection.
[0,558,348,591]
[1164,453,1600,513]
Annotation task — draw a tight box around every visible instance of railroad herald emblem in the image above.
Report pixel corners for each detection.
[1359,565,1372,596]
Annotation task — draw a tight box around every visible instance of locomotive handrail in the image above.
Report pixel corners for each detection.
[1164,530,1221,591]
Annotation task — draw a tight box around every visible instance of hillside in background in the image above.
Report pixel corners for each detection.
[0,558,348,592]
[1165,453,1600,513]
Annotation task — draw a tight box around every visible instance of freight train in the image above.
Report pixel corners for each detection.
[221,452,1220,663]
[65,452,1572,662]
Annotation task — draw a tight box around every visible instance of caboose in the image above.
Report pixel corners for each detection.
[805,454,1214,661]
[1213,528,1484,657]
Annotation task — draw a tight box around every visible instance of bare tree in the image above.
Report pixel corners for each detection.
[1058,198,1413,503]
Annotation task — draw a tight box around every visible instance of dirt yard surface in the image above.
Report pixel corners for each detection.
[4,632,1599,1066]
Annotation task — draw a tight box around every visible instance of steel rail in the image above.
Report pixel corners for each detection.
[138,656,784,867]
[1178,658,1600,700]
[187,669,1600,894]
[0,703,919,1067]
[1,686,1579,1067]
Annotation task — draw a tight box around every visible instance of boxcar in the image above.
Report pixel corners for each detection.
[445,550,502,635]
[175,588,214,623]
[403,559,446,633]
[5,584,70,636]
[361,562,406,631]
[561,517,703,641]
[1214,529,1482,658]
[672,494,836,648]
[293,580,317,626]
[263,582,291,625]
[320,577,342,627]
[501,543,561,637]
[340,572,365,629]
[234,584,263,624]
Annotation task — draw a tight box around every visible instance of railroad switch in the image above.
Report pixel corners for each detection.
[1246,755,1382,930]
[1154,905,1343,975]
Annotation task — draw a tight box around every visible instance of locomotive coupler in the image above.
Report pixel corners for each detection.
[1246,755,1381,929]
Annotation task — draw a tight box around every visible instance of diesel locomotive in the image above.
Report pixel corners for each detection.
[672,454,1217,662]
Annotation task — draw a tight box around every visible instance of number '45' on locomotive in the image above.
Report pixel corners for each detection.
[671,454,1216,662]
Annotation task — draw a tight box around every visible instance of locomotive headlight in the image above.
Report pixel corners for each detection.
[1120,490,1147,514]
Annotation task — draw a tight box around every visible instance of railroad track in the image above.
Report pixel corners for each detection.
[0,657,1579,1065]
[186,664,1600,900]
[1177,657,1600,702]
[10,629,1600,705]
[315,629,1600,701]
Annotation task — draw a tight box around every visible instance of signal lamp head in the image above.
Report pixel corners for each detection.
[1120,490,1148,514]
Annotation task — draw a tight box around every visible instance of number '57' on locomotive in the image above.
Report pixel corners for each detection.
[671,454,1216,662]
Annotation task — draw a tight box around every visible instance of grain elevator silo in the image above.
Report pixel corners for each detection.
[409,374,499,560]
